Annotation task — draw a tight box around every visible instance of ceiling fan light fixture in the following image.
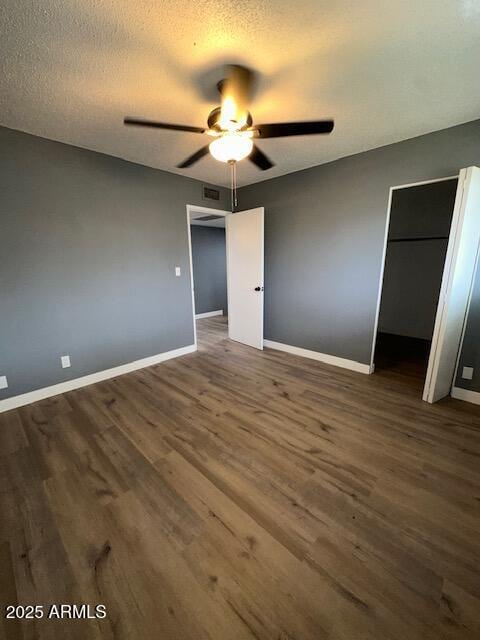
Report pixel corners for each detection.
[209,133,253,163]
[125,64,333,172]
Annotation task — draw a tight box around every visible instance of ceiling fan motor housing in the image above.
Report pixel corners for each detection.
[207,107,253,132]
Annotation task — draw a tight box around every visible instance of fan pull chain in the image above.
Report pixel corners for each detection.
[229,160,238,211]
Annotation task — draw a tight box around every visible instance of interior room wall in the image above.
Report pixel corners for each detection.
[377,179,457,340]
[378,240,449,341]
[190,226,227,315]
[0,125,229,401]
[238,118,480,390]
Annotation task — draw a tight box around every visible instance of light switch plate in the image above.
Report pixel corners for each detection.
[462,366,474,380]
[61,355,71,369]
[175,266,181,277]
[0,375,8,390]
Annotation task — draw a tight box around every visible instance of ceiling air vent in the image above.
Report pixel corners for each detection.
[203,186,220,201]
[195,215,222,222]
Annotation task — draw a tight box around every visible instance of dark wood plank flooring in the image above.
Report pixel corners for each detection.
[1,316,480,639]
[374,332,432,382]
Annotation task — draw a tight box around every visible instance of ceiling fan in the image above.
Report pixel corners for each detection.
[124,65,334,171]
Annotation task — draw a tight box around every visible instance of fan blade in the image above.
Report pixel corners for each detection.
[249,145,274,170]
[177,145,210,168]
[124,117,206,134]
[254,120,334,138]
[219,65,254,130]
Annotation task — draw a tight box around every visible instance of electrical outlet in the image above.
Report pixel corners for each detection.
[462,366,474,380]
[61,355,71,369]
[175,266,181,277]
[0,375,8,390]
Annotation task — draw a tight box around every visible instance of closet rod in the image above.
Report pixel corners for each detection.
[388,236,449,243]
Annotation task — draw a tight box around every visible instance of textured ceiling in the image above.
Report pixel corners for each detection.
[1,1,480,187]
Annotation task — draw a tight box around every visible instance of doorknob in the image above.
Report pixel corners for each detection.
[254,286,264,291]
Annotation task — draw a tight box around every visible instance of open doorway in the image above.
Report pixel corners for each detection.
[187,205,229,348]
[372,176,458,391]
[187,205,265,352]
[372,167,480,403]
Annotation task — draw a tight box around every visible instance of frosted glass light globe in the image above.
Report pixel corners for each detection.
[209,133,253,163]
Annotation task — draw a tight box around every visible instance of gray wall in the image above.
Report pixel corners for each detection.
[378,180,457,340]
[191,226,227,315]
[0,126,229,400]
[3,120,480,401]
[378,240,449,340]
[238,119,480,391]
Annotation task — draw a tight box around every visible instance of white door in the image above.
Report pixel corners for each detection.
[423,166,480,403]
[226,207,264,349]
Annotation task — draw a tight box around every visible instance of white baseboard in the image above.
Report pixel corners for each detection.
[195,310,223,319]
[263,339,372,375]
[451,386,480,406]
[0,344,196,414]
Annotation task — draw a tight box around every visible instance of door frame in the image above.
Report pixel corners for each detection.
[186,204,230,348]
[451,240,480,400]
[369,174,459,386]
[423,166,480,402]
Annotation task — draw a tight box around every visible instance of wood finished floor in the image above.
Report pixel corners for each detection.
[1,316,480,640]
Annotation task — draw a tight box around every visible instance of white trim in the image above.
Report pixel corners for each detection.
[195,310,223,319]
[451,202,480,395]
[264,339,372,374]
[370,174,459,374]
[386,175,458,191]
[451,387,480,406]
[423,167,480,402]
[186,206,198,349]
[0,344,196,413]
[423,170,468,401]
[186,204,230,350]
[188,204,231,218]
[369,186,394,367]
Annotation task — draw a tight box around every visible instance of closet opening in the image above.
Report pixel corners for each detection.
[373,176,458,390]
